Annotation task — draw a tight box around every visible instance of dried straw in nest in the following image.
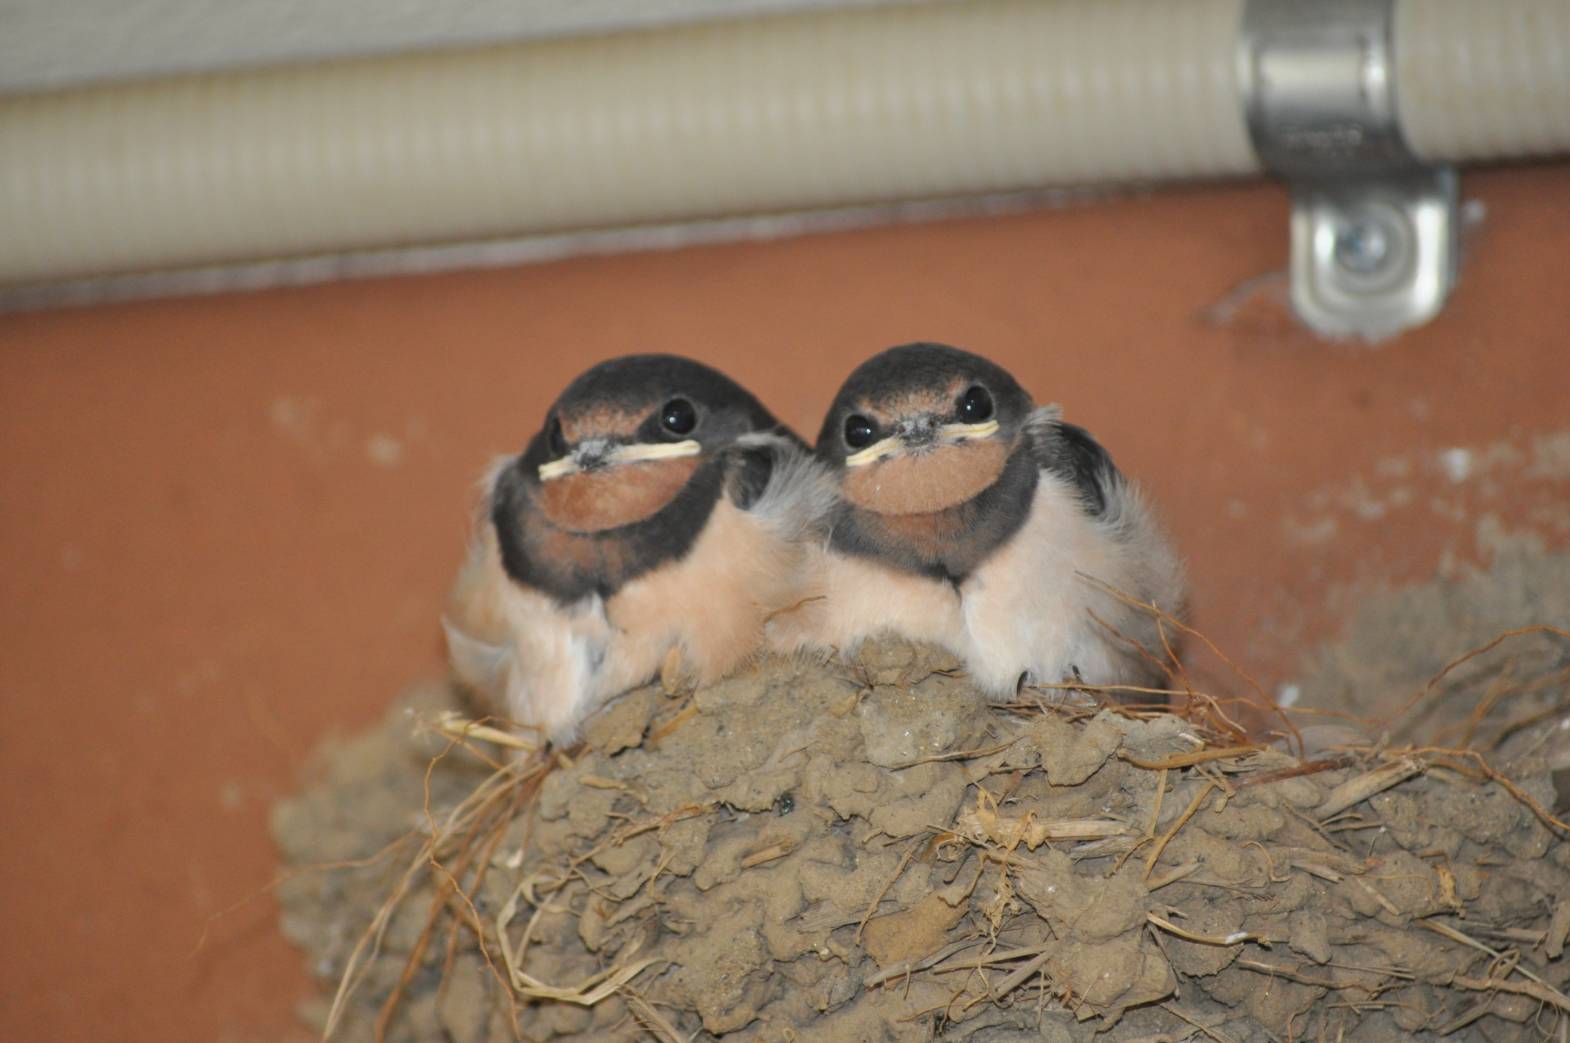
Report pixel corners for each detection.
[274,588,1570,1042]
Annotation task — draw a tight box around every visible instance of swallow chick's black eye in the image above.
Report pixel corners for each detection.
[547,416,568,456]
[959,385,994,423]
[844,414,876,449]
[660,398,697,436]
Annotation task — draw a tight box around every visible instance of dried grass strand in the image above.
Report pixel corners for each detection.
[1381,625,1570,731]
[1144,781,1218,882]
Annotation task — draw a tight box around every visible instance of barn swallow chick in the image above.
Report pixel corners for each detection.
[444,355,831,745]
[776,343,1185,696]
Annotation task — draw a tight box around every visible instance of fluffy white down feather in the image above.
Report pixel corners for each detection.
[772,408,1185,694]
[444,434,834,743]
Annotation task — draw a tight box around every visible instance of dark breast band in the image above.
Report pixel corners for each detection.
[828,446,1039,585]
[492,457,725,604]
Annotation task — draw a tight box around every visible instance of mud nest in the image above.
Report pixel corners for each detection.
[275,563,1570,1042]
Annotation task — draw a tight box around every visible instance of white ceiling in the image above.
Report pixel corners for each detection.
[0,0,901,93]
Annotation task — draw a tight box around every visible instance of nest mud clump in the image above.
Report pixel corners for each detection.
[276,607,1570,1041]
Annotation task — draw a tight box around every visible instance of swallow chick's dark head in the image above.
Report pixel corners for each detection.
[519,354,782,530]
[494,355,789,601]
[816,343,1035,517]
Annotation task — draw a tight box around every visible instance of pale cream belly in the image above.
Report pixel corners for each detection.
[605,498,804,692]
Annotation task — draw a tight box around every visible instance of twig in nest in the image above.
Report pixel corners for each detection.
[1406,746,1570,835]
[1152,613,1194,701]
[1028,681,1182,702]
[436,711,540,753]
[1487,691,1570,751]
[854,835,924,945]
[1086,605,1181,693]
[1118,745,1262,771]
[437,780,530,1040]
[1546,900,1570,960]
[1236,755,1356,790]
[1422,918,1559,992]
[1328,960,1415,981]
[510,953,661,1004]
[1293,854,1343,879]
[1351,878,1401,919]
[955,788,1129,851]
[1146,861,1201,892]
[925,944,1059,974]
[324,736,538,1042]
[625,989,685,1042]
[1450,975,1570,1015]
[1316,756,1424,821]
[1162,1002,1242,1043]
[1114,768,1168,877]
[568,802,717,874]
[1148,912,1266,948]
[863,937,987,989]
[1235,959,1384,994]
[1144,781,1218,882]
[1078,573,1303,756]
[1183,692,1254,751]
[1437,999,1494,1036]
[1380,625,1570,732]
[578,774,633,792]
[1455,660,1521,749]
[648,701,698,744]
[1460,924,1547,947]
[739,838,796,870]
[885,738,1018,770]
[496,872,664,1005]
[967,947,1054,1010]
[374,742,526,1042]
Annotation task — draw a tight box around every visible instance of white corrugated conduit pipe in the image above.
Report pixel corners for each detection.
[0,0,1566,287]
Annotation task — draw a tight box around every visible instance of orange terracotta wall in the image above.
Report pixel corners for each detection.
[2,164,1567,1041]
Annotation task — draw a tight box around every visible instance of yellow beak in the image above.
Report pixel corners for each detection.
[843,418,999,468]
[537,438,702,481]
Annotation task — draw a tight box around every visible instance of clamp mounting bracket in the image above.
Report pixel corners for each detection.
[1241,0,1458,341]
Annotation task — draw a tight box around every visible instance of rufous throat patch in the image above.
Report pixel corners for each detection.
[541,457,701,533]
[841,439,1008,516]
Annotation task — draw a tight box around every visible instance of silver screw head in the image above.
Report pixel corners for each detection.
[1333,215,1394,275]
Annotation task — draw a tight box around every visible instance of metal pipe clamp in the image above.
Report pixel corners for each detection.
[1241,0,1458,341]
